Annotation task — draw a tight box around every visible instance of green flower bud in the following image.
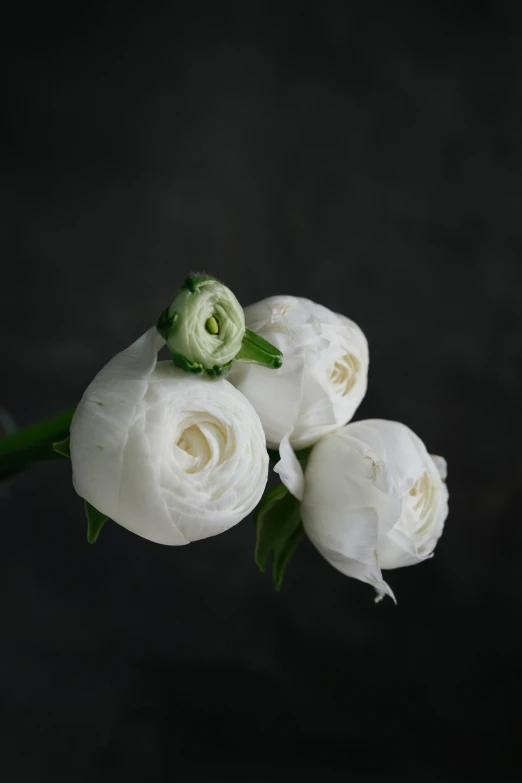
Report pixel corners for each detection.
[157,275,246,375]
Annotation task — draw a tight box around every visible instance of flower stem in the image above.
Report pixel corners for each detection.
[0,407,74,480]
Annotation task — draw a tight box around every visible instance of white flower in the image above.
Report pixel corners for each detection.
[228,296,369,450]
[158,275,245,375]
[70,328,268,545]
[279,419,448,601]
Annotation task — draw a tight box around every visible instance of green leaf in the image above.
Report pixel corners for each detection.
[254,482,303,590]
[52,436,70,458]
[235,328,283,369]
[85,501,109,544]
[272,520,304,591]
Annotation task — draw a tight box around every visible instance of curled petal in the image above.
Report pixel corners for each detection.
[70,328,167,531]
[274,434,305,501]
[431,454,448,480]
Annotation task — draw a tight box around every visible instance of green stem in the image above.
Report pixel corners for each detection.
[0,407,75,481]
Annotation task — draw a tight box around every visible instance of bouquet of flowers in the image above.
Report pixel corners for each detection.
[0,275,448,602]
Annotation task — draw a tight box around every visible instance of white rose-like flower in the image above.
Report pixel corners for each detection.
[228,296,369,451]
[70,328,268,545]
[284,419,448,601]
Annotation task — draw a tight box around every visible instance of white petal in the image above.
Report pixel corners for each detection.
[274,434,304,500]
[377,528,428,569]
[343,420,427,494]
[304,506,396,603]
[431,454,448,480]
[70,327,167,527]
[302,429,403,533]
[228,349,305,450]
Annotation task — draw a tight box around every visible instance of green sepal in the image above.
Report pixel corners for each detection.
[181,274,216,293]
[52,436,71,458]
[235,328,283,369]
[156,308,178,340]
[254,482,304,591]
[85,501,109,544]
[170,351,205,375]
[205,360,233,378]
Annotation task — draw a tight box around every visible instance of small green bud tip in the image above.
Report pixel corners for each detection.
[205,316,219,335]
[183,274,216,293]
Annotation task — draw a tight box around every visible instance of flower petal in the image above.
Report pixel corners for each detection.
[228,349,305,450]
[304,505,396,602]
[70,327,167,526]
[431,454,448,480]
[274,434,304,501]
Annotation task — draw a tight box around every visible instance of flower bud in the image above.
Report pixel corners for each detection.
[157,275,246,376]
[296,419,449,601]
[228,295,368,449]
[157,275,283,376]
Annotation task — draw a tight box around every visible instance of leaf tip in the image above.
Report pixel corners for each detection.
[51,436,71,459]
[84,500,108,545]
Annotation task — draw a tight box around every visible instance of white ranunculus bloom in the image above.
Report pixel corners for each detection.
[70,328,268,545]
[228,296,369,450]
[280,419,448,601]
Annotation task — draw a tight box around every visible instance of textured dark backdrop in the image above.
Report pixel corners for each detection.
[2,3,521,781]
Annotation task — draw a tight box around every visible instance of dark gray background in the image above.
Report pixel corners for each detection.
[2,2,521,781]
